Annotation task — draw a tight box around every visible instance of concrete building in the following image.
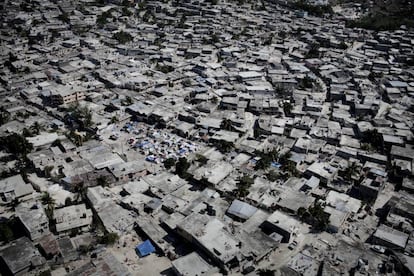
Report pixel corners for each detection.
[263,210,303,243]
[0,237,45,276]
[172,252,217,276]
[66,252,130,276]
[0,175,34,205]
[16,202,50,241]
[53,204,93,234]
[49,85,85,106]
[176,213,241,270]
[372,225,409,250]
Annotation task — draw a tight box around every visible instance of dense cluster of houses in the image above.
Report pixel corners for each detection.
[0,0,414,275]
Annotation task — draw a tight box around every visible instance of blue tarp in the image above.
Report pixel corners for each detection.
[136,240,155,257]
[271,162,282,168]
[146,156,156,162]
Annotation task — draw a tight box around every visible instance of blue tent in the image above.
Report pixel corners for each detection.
[135,240,155,257]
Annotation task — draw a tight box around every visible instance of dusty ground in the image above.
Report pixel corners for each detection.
[109,232,173,276]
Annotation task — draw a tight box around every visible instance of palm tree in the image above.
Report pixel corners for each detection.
[268,148,279,162]
[68,131,83,146]
[41,192,55,220]
[343,161,360,183]
[30,122,44,135]
[308,202,330,232]
[235,175,254,198]
[73,181,87,202]
[284,161,299,177]
[71,106,93,129]
[110,116,118,124]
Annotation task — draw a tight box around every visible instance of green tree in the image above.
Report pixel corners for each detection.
[308,202,330,232]
[97,11,112,26]
[255,157,271,171]
[70,105,93,129]
[297,207,308,221]
[235,175,254,198]
[99,232,119,245]
[175,157,191,179]
[122,6,133,16]
[68,131,84,146]
[72,182,88,202]
[1,133,33,156]
[195,154,208,165]
[138,0,147,10]
[155,63,174,73]
[254,149,279,171]
[343,161,360,183]
[163,157,176,169]
[283,160,299,177]
[112,31,133,44]
[78,244,94,254]
[266,170,279,182]
[215,140,234,153]
[110,116,118,124]
[279,152,291,165]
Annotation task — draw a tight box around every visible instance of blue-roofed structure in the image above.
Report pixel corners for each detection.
[135,240,155,257]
